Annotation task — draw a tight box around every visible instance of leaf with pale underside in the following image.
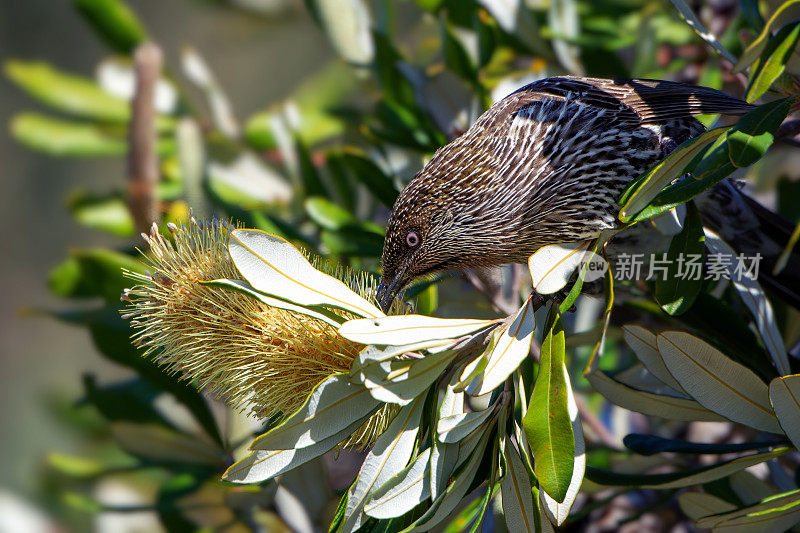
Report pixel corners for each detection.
[586,370,726,421]
[669,0,738,63]
[657,331,782,433]
[228,229,384,319]
[249,374,380,451]
[339,314,496,345]
[223,417,365,483]
[501,438,537,533]
[359,349,459,405]
[343,397,424,532]
[705,229,790,375]
[438,405,496,444]
[622,325,684,392]
[203,278,344,327]
[462,297,535,396]
[431,384,463,499]
[527,241,592,295]
[365,448,432,519]
[770,375,800,450]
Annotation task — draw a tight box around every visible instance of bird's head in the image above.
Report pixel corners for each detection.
[376,176,471,312]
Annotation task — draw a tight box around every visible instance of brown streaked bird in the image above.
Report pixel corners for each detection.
[377,76,800,311]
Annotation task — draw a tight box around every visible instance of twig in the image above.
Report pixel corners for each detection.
[128,42,163,235]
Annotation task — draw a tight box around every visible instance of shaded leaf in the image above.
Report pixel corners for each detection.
[746,21,800,102]
[769,375,800,450]
[734,0,800,72]
[73,0,147,53]
[727,97,792,167]
[654,202,705,315]
[365,448,432,519]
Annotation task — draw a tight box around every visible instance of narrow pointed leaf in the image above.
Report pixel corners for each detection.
[501,440,536,533]
[464,297,535,395]
[734,0,800,72]
[769,375,800,450]
[528,241,592,294]
[360,349,458,405]
[203,278,344,327]
[705,230,790,375]
[585,448,789,489]
[523,314,574,503]
[223,417,365,483]
[438,406,496,444]
[618,127,728,221]
[250,374,380,450]
[586,369,726,421]
[540,364,585,526]
[622,325,685,392]
[657,331,781,433]
[726,97,792,167]
[229,229,384,318]
[696,488,800,531]
[339,315,496,345]
[431,384,464,499]
[677,492,737,520]
[669,0,738,63]
[343,397,424,532]
[746,21,800,102]
[654,203,705,315]
[365,448,432,518]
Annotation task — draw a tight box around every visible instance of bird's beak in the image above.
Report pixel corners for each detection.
[376,268,407,313]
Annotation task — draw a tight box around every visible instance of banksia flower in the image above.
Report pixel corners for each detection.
[123,219,397,445]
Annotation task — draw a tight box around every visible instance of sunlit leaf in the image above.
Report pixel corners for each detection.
[365,448,432,519]
[501,438,537,533]
[669,0,737,63]
[73,0,147,53]
[735,0,800,72]
[11,112,127,157]
[462,297,535,396]
[342,397,424,532]
[528,241,593,294]
[618,127,728,221]
[359,349,458,405]
[523,313,574,503]
[746,21,800,102]
[311,0,374,66]
[339,315,496,345]
[727,97,792,167]
[229,229,384,318]
[696,488,800,531]
[249,374,380,450]
[438,404,496,444]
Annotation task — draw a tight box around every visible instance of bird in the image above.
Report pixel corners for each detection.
[376,76,800,312]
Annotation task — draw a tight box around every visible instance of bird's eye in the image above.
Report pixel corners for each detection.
[405,231,420,248]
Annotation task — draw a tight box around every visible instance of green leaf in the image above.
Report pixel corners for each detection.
[585,447,790,488]
[416,284,438,316]
[82,375,164,425]
[224,416,368,484]
[746,21,800,102]
[523,312,574,503]
[296,138,329,198]
[11,113,127,157]
[5,60,129,122]
[727,97,793,167]
[48,248,144,304]
[655,203,705,315]
[320,228,384,258]
[618,127,728,221]
[73,0,147,54]
[339,150,399,208]
[669,0,738,63]
[68,191,135,236]
[734,0,800,72]
[110,422,224,466]
[441,20,478,87]
[305,196,358,230]
[657,331,782,433]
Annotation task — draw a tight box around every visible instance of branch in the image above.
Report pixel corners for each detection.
[128,42,163,235]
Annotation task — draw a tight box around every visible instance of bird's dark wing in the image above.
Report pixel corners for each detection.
[512,76,755,124]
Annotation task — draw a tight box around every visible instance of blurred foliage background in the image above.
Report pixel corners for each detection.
[2,0,800,531]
